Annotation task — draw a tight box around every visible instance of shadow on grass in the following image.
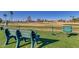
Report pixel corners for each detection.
[7,38,59,48]
[7,38,31,48]
[19,38,31,47]
[52,33,56,36]
[38,38,59,48]
[68,33,78,37]
[8,41,16,44]
[20,42,31,47]
[8,41,31,48]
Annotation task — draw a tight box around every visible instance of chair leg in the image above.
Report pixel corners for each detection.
[5,38,10,45]
[21,37,27,42]
[31,38,35,48]
[14,36,17,41]
[35,35,40,44]
[16,39,20,48]
[24,39,27,42]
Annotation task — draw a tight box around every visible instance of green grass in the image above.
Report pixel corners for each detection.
[0,29,79,48]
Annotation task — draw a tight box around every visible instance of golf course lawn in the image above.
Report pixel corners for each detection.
[0,30,79,48]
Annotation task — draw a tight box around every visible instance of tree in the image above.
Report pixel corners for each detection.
[9,11,14,22]
[70,16,74,19]
[37,19,44,22]
[0,18,3,23]
[37,19,41,22]
[58,19,65,22]
[44,19,48,22]
[3,14,7,20]
[70,16,76,22]
[27,16,32,22]
[3,14,8,26]
[72,18,79,22]
[0,18,3,30]
[70,16,79,22]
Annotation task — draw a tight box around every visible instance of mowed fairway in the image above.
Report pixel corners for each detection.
[0,22,79,48]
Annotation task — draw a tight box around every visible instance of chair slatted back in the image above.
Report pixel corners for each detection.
[20,29,31,38]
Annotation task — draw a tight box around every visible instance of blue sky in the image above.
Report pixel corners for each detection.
[0,11,79,21]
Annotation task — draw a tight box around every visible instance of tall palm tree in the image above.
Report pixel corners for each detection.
[9,11,13,22]
[27,16,32,22]
[3,14,8,26]
[70,16,74,19]
[3,14,7,20]
[70,16,76,23]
